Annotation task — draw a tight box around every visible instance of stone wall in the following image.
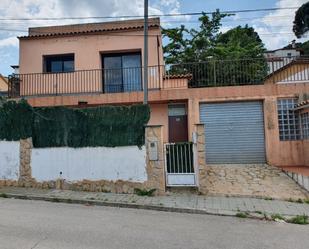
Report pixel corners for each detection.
[195,124,207,194]
[0,126,166,195]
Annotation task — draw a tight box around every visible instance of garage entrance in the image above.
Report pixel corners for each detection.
[199,101,266,164]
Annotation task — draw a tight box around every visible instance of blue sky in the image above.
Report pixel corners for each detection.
[0,0,307,76]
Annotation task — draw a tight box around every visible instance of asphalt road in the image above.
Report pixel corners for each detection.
[0,198,308,249]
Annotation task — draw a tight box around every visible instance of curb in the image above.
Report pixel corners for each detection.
[1,192,308,224]
[1,192,238,217]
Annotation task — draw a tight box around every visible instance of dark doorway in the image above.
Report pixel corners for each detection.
[168,104,188,142]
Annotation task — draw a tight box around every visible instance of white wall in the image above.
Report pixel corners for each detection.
[0,141,20,180]
[31,146,147,182]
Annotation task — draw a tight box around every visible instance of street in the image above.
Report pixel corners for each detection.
[0,198,308,249]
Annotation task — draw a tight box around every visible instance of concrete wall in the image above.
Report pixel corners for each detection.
[31,146,147,182]
[0,141,20,180]
[148,103,169,143]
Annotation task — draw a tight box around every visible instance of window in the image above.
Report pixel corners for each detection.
[44,54,74,73]
[301,112,309,139]
[277,98,300,140]
[103,52,141,93]
[287,52,292,57]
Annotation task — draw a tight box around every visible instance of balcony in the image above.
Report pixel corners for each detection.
[8,57,309,98]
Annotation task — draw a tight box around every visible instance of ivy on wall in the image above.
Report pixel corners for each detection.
[0,97,150,148]
[0,99,33,140]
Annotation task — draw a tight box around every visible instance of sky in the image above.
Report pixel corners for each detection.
[0,0,308,76]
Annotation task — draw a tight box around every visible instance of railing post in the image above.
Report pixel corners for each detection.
[213,60,216,86]
[272,60,275,84]
[56,73,58,95]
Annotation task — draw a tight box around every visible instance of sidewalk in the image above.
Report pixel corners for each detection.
[1,187,308,219]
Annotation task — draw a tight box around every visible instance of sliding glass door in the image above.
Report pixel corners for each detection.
[103,53,142,93]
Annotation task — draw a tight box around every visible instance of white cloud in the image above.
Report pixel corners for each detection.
[0,37,18,48]
[253,0,308,50]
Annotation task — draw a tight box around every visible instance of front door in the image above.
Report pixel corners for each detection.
[168,104,188,142]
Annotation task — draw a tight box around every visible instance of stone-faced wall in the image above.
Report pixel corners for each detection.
[144,125,166,194]
[195,124,207,194]
[0,126,166,195]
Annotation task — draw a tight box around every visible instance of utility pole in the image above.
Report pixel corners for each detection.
[143,0,148,104]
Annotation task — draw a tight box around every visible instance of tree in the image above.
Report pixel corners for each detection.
[293,2,309,38]
[162,10,228,64]
[214,26,267,85]
[301,40,309,55]
[162,11,267,86]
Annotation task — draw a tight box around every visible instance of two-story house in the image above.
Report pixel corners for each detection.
[8,18,309,188]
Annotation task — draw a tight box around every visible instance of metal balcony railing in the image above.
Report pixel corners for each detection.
[8,56,309,98]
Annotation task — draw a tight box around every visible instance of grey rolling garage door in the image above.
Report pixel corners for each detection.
[199,101,266,164]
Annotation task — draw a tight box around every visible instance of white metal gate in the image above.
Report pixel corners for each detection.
[165,142,197,186]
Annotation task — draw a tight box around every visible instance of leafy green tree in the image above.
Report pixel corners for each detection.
[214,25,267,85]
[162,11,267,86]
[293,2,309,38]
[162,10,227,64]
[301,40,309,55]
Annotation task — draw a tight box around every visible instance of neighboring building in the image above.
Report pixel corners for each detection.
[264,48,302,59]
[0,74,8,96]
[7,18,309,188]
[264,42,304,74]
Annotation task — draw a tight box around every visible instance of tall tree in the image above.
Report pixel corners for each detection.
[293,2,309,38]
[162,11,267,86]
[162,10,228,64]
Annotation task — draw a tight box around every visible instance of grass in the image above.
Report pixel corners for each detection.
[271,213,285,220]
[286,198,308,204]
[254,211,263,215]
[134,188,156,197]
[51,198,60,202]
[0,193,8,198]
[264,197,274,201]
[287,215,308,225]
[236,212,248,218]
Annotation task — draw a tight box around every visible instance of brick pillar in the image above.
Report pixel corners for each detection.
[19,138,33,186]
[195,124,208,194]
[145,125,166,195]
